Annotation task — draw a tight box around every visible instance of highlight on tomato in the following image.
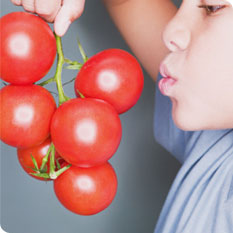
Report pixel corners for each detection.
[53,162,118,215]
[0,12,57,85]
[74,49,144,114]
[50,98,122,167]
[0,85,57,148]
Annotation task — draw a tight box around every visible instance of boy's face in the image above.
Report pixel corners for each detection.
[161,0,233,131]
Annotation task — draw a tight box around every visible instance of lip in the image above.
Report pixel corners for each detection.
[159,63,177,80]
[159,63,177,96]
[158,77,177,96]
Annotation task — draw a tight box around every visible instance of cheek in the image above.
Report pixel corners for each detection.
[172,22,233,130]
[172,73,233,131]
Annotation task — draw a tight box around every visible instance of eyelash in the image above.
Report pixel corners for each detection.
[198,5,226,15]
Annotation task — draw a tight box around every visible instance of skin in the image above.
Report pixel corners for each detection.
[161,0,233,131]
[104,0,233,131]
[10,0,233,131]
[11,0,86,36]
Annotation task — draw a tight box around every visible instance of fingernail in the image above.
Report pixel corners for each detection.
[56,20,71,37]
[14,0,21,6]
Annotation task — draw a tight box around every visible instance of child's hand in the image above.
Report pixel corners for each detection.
[10,0,86,36]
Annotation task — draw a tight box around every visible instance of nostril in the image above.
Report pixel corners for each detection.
[170,41,176,46]
[169,41,178,52]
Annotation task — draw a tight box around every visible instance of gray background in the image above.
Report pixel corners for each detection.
[1,0,181,233]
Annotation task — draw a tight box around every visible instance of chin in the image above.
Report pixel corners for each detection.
[172,114,196,131]
[172,109,232,131]
[171,100,233,131]
[171,104,209,131]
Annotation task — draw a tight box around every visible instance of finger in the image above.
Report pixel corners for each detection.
[22,0,35,12]
[35,0,62,23]
[11,0,22,6]
[54,0,86,37]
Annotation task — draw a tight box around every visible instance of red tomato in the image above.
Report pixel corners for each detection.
[17,137,63,181]
[54,162,117,215]
[0,12,56,84]
[51,98,122,167]
[74,49,144,114]
[0,85,56,148]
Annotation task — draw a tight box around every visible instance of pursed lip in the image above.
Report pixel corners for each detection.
[159,63,177,81]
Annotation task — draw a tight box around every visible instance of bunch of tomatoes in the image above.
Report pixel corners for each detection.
[0,11,144,215]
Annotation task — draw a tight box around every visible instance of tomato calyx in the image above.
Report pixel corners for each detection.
[38,76,56,86]
[30,143,71,180]
[76,89,85,99]
[63,38,88,70]
[77,37,89,63]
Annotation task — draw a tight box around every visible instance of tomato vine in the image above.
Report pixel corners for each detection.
[30,34,87,179]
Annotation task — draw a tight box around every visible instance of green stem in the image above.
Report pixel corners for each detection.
[64,64,83,70]
[30,173,50,179]
[49,144,56,179]
[30,142,71,179]
[76,89,85,99]
[63,77,76,86]
[54,164,72,178]
[48,143,71,179]
[64,58,82,66]
[64,58,73,64]
[54,34,71,105]
[40,144,53,172]
[77,37,88,63]
[31,34,82,180]
[37,77,55,86]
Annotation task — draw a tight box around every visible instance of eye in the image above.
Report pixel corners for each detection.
[198,5,226,15]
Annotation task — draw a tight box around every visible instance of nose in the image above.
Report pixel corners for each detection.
[163,14,191,52]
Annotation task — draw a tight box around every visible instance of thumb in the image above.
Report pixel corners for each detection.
[54,0,85,37]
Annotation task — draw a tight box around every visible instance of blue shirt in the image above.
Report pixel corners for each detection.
[153,73,233,233]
